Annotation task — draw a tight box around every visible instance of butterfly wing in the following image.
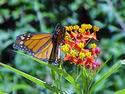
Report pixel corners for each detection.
[13,24,66,63]
[34,40,53,60]
[48,42,58,63]
[13,33,53,60]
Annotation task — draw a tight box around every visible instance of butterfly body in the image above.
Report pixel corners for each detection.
[13,24,66,64]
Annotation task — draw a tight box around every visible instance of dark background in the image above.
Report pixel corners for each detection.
[0,0,125,94]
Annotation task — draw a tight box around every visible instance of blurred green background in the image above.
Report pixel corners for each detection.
[0,0,125,94]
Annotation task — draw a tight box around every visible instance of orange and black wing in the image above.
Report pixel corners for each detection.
[13,33,53,60]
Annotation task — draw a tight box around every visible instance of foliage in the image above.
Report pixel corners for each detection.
[0,52,123,94]
[0,0,125,94]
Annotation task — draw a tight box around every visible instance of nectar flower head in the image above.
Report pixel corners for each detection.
[61,23,101,70]
[61,44,70,53]
[77,42,84,49]
[85,52,92,58]
[79,52,85,59]
[95,47,101,54]
[92,61,101,70]
[73,25,79,30]
[90,43,97,48]
[70,49,77,57]
[93,26,99,32]
[81,24,92,30]
[79,28,85,33]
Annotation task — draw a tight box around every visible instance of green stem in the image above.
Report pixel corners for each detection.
[58,64,62,91]
[75,67,81,94]
[51,69,59,94]
[81,67,91,94]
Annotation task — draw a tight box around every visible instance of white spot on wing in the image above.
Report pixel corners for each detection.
[28,33,31,37]
[20,41,23,44]
[20,36,25,40]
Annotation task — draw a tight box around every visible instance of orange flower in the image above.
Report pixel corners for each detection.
[61,23,101,70]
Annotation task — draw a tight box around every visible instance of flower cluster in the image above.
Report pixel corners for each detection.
[61,24,101,70]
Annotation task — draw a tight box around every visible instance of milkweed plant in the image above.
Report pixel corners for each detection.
[0,23,124,94]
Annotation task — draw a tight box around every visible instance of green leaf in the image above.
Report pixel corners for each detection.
[0,0,6,5]
[96,56,112,74]
[90,62,121,93]
[15,51,77,87]
[12,84,31,91]
[114,89,125,94]
[0,90,8,94]
[0,62,60,92]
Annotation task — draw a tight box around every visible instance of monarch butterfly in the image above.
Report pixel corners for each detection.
[13,24,66,64]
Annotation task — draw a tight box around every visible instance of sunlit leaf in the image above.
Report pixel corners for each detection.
[90,62,121,93]
[0,62,60,92]
[0,90,8,94]
[114,89,125,94]
[14,51,78,87]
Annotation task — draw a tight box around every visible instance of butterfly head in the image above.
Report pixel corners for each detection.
[53,24,66,45]
[55,24,65,34]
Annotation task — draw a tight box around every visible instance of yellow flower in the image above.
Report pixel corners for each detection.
[61,44,70,53]
[79,52,85,59]
[87,24,92,29]
[65,32,70,40]
[93,26,99,32]
[70,49,77,57]
[73,25,79,30]
[69,26,74,31]
[65,36,69,41]
[78,42,84,48]
[90,43,97,48]
[85,52,92,57]
[81,24,92,30]
[79,28,85,33]
[65,26,69,31]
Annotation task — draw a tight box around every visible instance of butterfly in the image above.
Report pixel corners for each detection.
[13,24,66,64]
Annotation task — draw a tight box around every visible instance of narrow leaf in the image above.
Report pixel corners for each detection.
[0,91,8,94]
[114,89,125,94]
[0,62,60,92]
[90,62,121,93]
[14,51,77,86]
[96,56,112,74]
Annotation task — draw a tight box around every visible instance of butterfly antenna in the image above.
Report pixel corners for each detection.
[55,23,63,30]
